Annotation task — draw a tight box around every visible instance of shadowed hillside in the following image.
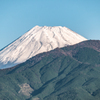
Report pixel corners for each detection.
[0,40,100,100]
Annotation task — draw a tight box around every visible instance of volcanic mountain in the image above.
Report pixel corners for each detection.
[0,26,87,69]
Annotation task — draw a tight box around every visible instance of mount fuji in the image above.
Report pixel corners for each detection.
[0,26,87,69]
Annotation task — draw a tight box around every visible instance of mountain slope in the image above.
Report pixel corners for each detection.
[0,40,100,100]
[0,26,87,69]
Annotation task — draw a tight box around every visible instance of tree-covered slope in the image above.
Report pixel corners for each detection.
[0,40,100,100]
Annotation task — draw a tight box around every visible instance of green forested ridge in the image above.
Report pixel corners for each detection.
[0,40,100,100]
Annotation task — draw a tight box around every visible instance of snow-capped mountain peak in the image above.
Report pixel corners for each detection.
[0,26,87,69]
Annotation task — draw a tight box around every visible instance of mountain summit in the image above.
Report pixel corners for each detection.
[0,26,87,69]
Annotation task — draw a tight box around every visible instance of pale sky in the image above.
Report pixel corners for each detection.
[0,0,100,49]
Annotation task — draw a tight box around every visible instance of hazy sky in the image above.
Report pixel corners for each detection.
[0,0,100,49]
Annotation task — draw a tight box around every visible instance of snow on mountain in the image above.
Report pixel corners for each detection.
[0,26,87,69]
